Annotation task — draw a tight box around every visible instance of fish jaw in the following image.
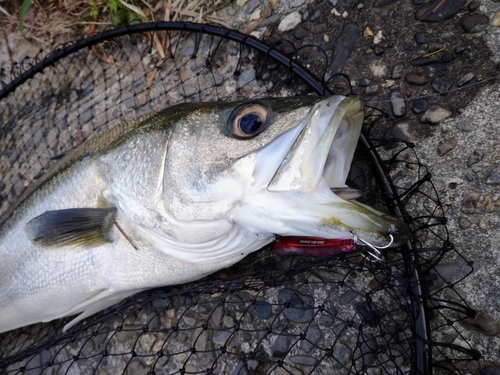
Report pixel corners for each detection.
[233,95,410,248]
[266,96,364,192]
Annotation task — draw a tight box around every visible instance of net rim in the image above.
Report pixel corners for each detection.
[0,21,431,373]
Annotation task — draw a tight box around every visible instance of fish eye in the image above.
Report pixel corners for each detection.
[229,104,269,139]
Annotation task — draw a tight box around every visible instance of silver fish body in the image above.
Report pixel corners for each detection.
[0,95,409,334]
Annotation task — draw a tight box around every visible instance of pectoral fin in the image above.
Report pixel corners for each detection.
[24,207,117,248]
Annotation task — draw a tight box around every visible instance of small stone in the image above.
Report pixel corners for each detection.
[392,63,404,79]
[468,0,480,11]
[390,90,406,117]
[482,196,497,213]
[278,289,314,323]
[253,301,273,319]
[359,334,378,367]
[437,137,457,156]
[467,150,483,167]
[182,45,195,57]
[244,0,260,14]
[456,120,473,132]
[301,326,321,352]
[387,121,412,144]
[457,73,474,86]
[290,355,318,366]
[487,164,500,185]
[479,217,489,230]
[233,361,250,375]
[493,12,500,27]
[467,362,481,374]
[228,46,238,56]
[311,23,326,34]
[359,78,372,87]
[12,177,24,197]
[414,32,431,44]
[441,51,453,62]
[405,72,429,85]
[278,12,301,32]
[9,148,21,165]
[427,42,443,53]
[213,75,223,86]
[413,99,428,114]
[272,335,292,357]
[342,11,348,18]
[374,46,385,55]
[460,13,489,33]
[310,9,321,22]
[331,8,341,16]
[364,27,374,38]
[410,56,440,66]
[461,192,480,214]
[431,77,452,94]
[289,0,305,6]
[332,323,347,336]
[319,315,335,327]
[339,290,359,305]
[420,104,452,124]
[213,331,232,346]
[300,10,311,21]
[249,9,261,21]
[223,315,234,327]
[237,69,255,87]
[257,14,280,28]
[480,366,500,375]
[80,108,93,123]
[329,0,339,6]
[332,343,351,368]
[415,0,465,22]
[247,360,259,371]
[293,26,308,40]
[374,0,398,6]
[458,216,471,229]
[373,30,384,44]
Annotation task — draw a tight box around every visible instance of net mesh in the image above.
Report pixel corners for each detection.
[0,23,480,374]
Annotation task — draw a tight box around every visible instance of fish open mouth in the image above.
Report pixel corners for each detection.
[250,95,410,249]
[254,96,364,195]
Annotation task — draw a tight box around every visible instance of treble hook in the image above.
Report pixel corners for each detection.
[350,232,394,262]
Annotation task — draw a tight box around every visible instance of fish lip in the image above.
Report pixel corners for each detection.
[266,95,364,193]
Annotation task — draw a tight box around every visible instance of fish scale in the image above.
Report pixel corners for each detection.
[0,96,409,334]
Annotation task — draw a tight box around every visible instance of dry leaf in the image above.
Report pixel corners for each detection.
[137,69,157,108]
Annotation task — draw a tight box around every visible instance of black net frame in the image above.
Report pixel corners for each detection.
[0,22,480,374]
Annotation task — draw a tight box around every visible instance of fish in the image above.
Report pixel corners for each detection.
[0,95,410,334]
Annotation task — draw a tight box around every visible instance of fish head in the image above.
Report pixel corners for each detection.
[156,95,409,259]
[103,95,409,264]
[161,96,325,222]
